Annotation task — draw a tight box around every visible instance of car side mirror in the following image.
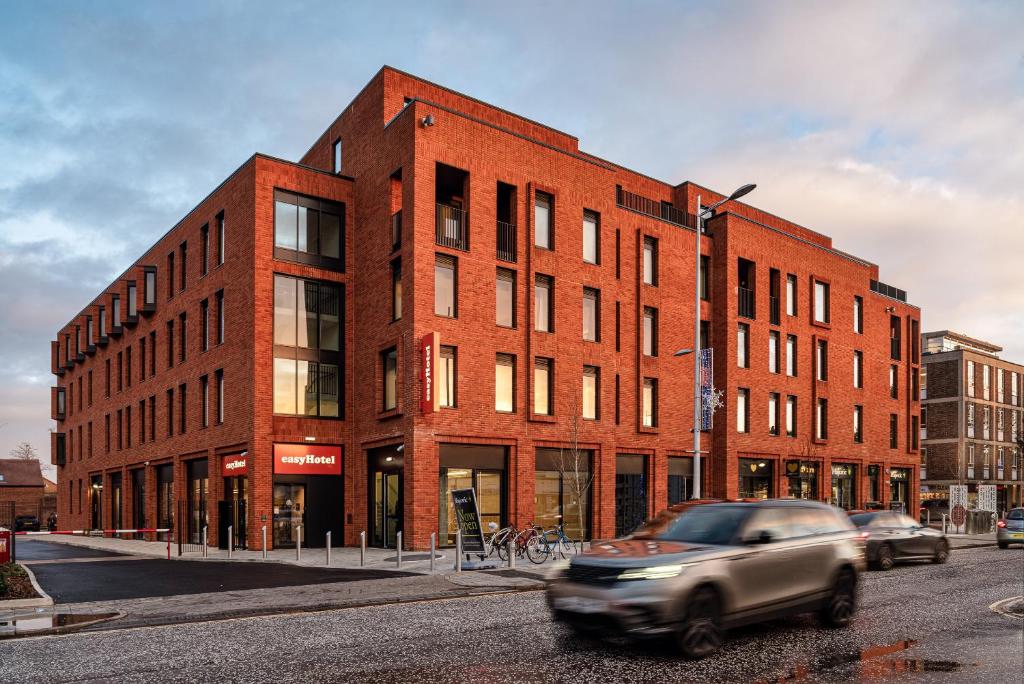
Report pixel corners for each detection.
[745,529,773,545]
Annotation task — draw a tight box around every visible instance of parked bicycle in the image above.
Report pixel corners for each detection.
[527,522,579,563]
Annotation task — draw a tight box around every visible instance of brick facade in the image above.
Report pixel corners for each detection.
[51,67,922,550]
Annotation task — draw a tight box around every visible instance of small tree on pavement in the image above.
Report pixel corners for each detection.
[556,403,594,541]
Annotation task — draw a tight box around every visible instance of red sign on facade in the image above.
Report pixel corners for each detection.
[420,332,440,414]
[273,444,342,475]
[221,452,249,477]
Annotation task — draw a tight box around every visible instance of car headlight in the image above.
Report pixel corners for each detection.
[617,563,690,581]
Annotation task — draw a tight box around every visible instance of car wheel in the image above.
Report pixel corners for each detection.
[676,587,723,659]
[932,540,949,564]
[820,568,857,628]
[876,544,894,571]
[998,542,1008,550]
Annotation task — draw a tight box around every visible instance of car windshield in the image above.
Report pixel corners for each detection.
[849,513,876,527]
[650,505,752,545]
[1008,509,1024,520]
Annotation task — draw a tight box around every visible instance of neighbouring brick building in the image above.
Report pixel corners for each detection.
[0,459,48,521]
[50,66,921,550]
[920,330,1023,512]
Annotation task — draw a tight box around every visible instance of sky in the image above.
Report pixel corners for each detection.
[1,1,1022,473]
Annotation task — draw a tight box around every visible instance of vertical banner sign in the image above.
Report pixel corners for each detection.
[420,332,440,414]
[700,348,714,431]
[949,485,968,534]
[450,488,486,553]
[977,484,997,513]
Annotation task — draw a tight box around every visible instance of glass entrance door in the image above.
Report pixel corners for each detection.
[273,483,306,548]
[131,469,145,539]
[372,472,402,548]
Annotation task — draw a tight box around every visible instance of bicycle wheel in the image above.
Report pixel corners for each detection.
[526,535,548,564]
[556,537,577,559]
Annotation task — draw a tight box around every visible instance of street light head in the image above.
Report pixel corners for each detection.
[674,348,694,357]
[728,184,757,202]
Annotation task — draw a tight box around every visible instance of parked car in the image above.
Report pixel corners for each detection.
[848,510,948,570]
[14,514,41,532]
[996,508,1024,549]
[546,499,864,659]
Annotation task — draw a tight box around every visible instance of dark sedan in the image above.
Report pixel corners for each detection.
[848,511,949,570]
[14,514,41,532]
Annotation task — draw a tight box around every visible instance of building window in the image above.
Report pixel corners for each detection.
[699,255,710,301]
[438,346,456,408]
[273,190,344,270]
[332,138,342,174]
[889,315,902,360]
[216,211,225,266]
[890,364,898,399]
[534,357,552,416]
[582,366,599,420]
[643,307,658,357]
[179,312,187,363]
[643,237,658,286]
[966,402,975,438]
[786,274,797,316]
[200,224,209,276]
[582,287,600,342]
[534,191,553,249]
[816,339,828,381]
[215,370,224,424]
[737,323,749,368]
[786,334,797,376]
[737,388,750,433]
[982,405,991,439]
[200,375,209,428]
[272,274,342,418]
[495,353,515,412]
[391,259,402,321]
[769,392,780,435]
[813,280,830,323]
[496,268,515,328]
[982,365,991,400]
[215,289,225,344]
[582,210,599,264]
[853,296,863,334]
[854,351,863,388]
[997,369,1005,403]
[854,405,863,443]
[201,299,209,352]
[642,378,657,428]
[434,254,456,318]
[144,269,156,306]
[382,347,397,412]
[889,414,898,449]
[535,274,553,332]
[768,331,780,374]
[127,282,137,318]
[967,360,975,397]
[816,398,829,440]
[786,395,797,436]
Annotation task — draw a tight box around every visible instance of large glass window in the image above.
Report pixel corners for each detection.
[967,360,975,397]
[382,348,397,411]
[391,259,402,321]
[435,254,456,318]
[668,457,694,505]
[786,334,797,376]
[769,331,780,374]
[643,237,658,286]
[582,366,599,420]
[816,398,828,439]
[737,388,749,433]
[737,323,749,368]
[536,448,591,540]
[813,280,829,323]
[615,454,647,536]
[642,378,657,427]
[273,190,344,269]
[786,395,797,436]
[534,192,553,249]
[272,274,342,417]
[534,357,552,415]
[495,354,515,412]
[582,287,599,342]
[583,210,599,264]
[769,393,780,435]
[816,339,828,381]
[439,346,456,408]
[853,296,863,333]
[854,351,863,388]
[535,274,553,332]
[643,307,658,357]
[496,268,515,328]
[786,274,797,316]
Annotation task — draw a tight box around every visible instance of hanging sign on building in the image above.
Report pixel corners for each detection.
[450,487,486,553]
[699,348,714,431]
[273,444,342,476]
[949,485,968,533]
[420,332,440,414]
[221,452,249,477]
[977,484,997,512]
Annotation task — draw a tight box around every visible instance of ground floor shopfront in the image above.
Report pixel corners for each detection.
[920,481,1023,514]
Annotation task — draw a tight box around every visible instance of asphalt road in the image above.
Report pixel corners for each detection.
[2,546,1022,682]
[16,539,124,561]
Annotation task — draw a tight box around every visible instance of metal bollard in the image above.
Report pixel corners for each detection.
[942,513,948,534]
[228,525,233,559]
[202,526,208,558]
[455,528,463,573]
[429,532,436,573]
[396,531,403,568]
[360,530,366,567]
[326,531,331,566]
[509,534,516,570]
[296,525,302,561]
[262,525,267,560]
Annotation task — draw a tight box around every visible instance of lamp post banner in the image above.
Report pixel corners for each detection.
[977,484,997,512]
[700,348,714,431]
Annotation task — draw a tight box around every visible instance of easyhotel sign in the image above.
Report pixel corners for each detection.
[221,452,249,477]
[273,444,342,475]
[420,332,440,414]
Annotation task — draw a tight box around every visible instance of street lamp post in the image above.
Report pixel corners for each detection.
[678,184,756,500]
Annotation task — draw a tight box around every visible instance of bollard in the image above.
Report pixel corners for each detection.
[326,531,331,566]
[360,530,366,567]
[455,528,463,573]
[942,513,948,534]
[509,533,516,570]
[202,526,208,558]
[429,532,436,573]
[296,525,302,561]
[228,525,233,559]
[262,525,267,560]
[396,531,403,568]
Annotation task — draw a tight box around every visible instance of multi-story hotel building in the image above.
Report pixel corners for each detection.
[920,330,1023,512]
[49,67,921,550]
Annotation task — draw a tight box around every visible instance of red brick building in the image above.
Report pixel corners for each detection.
[50,66,921,550]
[0,459,48,520]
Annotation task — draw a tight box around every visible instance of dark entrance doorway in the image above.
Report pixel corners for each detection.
[219,476,247,550]
[368,445,404,548]
[615,454,648,537]
[131,468,146,538]
[109,472,123,531]
[89,474,103,530]
[186,460,209,545]
[156,464,173,541]
[831,463,857,510]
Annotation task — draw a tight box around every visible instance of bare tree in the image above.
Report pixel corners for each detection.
[556,401,594,542]
[9,441,38,460]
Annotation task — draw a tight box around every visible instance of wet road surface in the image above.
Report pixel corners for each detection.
[2,545,1021,682]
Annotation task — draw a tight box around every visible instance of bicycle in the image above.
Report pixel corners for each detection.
[527,522,579,563]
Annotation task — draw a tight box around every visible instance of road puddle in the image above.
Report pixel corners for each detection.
[0,611,120,637]
[760,638,968,682]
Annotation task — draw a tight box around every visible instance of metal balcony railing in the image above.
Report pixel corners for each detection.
[615,187,698,230]
[738,286,755,319]
[497,221,516,262]
[436,204,468,251]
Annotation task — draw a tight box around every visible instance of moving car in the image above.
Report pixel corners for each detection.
[848,510,948,570]
[14,514,41,532]
[546,499,864,659]
[996,508,1024,549]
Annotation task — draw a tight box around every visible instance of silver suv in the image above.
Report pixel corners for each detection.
[997,508,1024,549]
[547,499,865,658]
